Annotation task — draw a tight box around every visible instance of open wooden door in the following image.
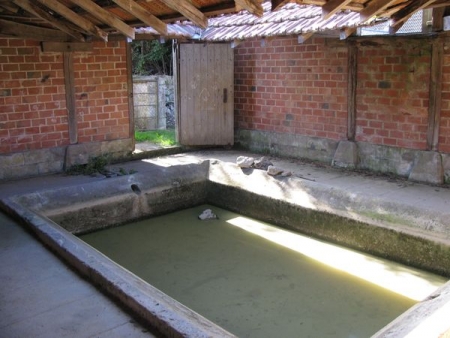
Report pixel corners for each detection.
[175,43,234,146]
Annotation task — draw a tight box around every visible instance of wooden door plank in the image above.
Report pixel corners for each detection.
[178,43,234,146]
[200,44,209,144]
[214,45,225,145]
[225,44,234,145]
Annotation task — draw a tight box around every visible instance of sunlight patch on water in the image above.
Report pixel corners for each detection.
[227,216,445,301]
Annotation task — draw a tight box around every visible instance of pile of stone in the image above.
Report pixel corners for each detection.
[236,156,292,177]
[198,209,218,220]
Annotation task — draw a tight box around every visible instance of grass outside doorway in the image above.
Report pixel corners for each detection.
[135,130,177,147]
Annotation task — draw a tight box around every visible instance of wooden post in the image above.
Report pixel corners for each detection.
[125,39,135,148]
[63,52,77,144]
[427,38,443,151]
[347,42,357,141]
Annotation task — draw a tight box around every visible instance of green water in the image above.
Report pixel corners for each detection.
[80,205,443,338]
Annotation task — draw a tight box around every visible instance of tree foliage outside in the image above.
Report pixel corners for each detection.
[132,40,173,76]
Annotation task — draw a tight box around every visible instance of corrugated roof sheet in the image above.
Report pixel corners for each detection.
[136,1,374,41]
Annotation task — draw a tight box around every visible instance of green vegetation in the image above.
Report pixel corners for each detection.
[132,40,172,75]
[135,130,177,147]
[66,155,111,176]
[66,155,136,177]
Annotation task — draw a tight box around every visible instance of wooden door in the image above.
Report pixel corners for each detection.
[177,43,234,146]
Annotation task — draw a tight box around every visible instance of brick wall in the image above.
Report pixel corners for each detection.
[235,36,450,154]
[0,38,130,155]
[235,36,348,141]
[74,41,129,143]
[355,39,430,150]
[0,39,67,153]
[440,41,450,154]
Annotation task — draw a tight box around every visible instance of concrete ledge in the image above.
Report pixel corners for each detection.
[440,153,450,184]
[0,198,235,338]
[0,147,65,181]
[332,140,358,169]
[236,129,338,163]
[409,151,444,185]
[236,130,449,186]
[2,158,450,337]
[64,138,133,168]
[0,139,134,182]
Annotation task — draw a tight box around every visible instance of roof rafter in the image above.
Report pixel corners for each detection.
[271,0,292,12]
[13,0,85,41]
[235,0,264,16]
[391,0,438,28]
[340,27,357,40]
[159,0,208,29]
[359,0,400,21]
[298,31,314,43]
[36,0,108,41]
[322,0,353,20]
[69,0,135,39]
[112,0,167,35]
[0,17,70,41]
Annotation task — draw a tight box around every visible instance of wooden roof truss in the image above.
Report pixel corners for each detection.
[0,0,449,42]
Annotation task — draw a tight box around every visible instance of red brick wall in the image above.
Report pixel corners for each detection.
[0,38,130,154]
[0,39,67,153]
[440,41,450,154]
[74,40,129,143]
[234,36,450,154]
[355,40,430,150]
[234,36,348,140]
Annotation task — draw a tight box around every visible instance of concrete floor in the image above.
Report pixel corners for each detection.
[1,147,450,337]
[0,212,158,338]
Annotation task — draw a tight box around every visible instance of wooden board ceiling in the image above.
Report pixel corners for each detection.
[0,0,449,42]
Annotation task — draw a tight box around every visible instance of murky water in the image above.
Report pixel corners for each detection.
[81,205,446,338]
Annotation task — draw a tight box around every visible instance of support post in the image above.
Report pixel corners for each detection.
[125,39,135,149]
[63,52,77,144]
[427,38,443,151]
[347,42,357,141]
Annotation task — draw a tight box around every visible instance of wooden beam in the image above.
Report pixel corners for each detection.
[427,38,443,151]
[380,2,408,18]
[230,39,242,48]
[160,0,208,29]
[41,41,93,52]
[347,42,357,141]
[322,0,353,20]
[298,32,314,44]
[0,2,20,13]
[234,0,264,16]
[271,0,291,11]
[37,0,108,41]
[391,0,437,28]
[63,52,77,144]
[112,0,167,36]
[340,27,357,40]
[432,6,445,32]
[282,0,364,12]
[360,0,399,21]
[69,0,135,39]
[125,40,135,148]
[0,18,71,41]
[13,0,85,41]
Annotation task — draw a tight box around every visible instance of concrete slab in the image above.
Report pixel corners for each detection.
[1,147,450,338]
[0,212,158,338]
